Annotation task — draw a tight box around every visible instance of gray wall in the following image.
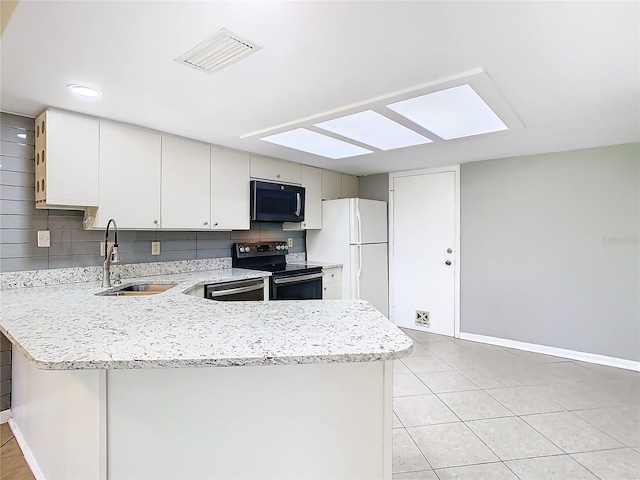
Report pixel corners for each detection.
[460,143,639,361]
[359,173,389,202]
[0,112,305,273]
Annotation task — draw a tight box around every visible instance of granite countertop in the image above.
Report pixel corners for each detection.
[289,261,343,269]
[0,268,412,370]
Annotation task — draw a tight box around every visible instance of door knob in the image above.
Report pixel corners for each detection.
[447,248,453,254]
[445,260,452,266]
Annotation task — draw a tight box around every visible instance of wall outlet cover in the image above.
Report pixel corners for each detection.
[287,238,294,248]
[151,241,161,255]
[37,230,50,248]
[100,241,115,257]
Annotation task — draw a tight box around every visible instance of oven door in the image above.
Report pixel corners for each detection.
[251,181,305,222]
[271,271,323,300]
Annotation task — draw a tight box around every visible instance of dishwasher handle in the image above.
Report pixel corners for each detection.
[206,282,264,298]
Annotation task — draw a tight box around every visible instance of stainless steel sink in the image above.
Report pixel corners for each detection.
[100,283,177,296]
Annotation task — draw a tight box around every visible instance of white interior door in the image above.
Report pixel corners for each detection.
[350,243,389,317]
[391,171,457,336]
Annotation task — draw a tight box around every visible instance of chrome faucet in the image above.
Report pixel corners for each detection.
[102,218,120,288]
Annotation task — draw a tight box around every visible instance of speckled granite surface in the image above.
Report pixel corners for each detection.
[0,257,231,290]
[290,260,343,269]
[0,268,412,370]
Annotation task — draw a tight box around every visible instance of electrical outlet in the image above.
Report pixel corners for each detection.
[100,241,115,257]
[37,230,50,247]
[151,241,161,255]
[287,238,294,248]
[415,310,430,327]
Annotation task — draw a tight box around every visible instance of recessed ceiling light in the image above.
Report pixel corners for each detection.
[16,133,26,139]
[386,84,507,140]
[315,110,432,151]
[261,128,372,159]
[67,84,102,98]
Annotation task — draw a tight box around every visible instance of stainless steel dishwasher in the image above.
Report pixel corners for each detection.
[203,278,266,301]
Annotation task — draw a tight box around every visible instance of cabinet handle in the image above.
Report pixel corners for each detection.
[203,221,209,226]
[214,222,219,227]
[153,220,158,225]
[276,174,281,178]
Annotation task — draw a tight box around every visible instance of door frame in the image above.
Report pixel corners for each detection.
[388,165,461,338]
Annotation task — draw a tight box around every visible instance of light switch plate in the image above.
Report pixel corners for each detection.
[151,241,161,255]
[37,230,50,248]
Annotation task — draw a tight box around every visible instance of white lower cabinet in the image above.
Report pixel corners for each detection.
[323,267,343,299]
[96,123,161,229]
[210,147,250,230]
[161,136,211,229]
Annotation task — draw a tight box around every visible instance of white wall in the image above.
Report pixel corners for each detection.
[460,143,639,361]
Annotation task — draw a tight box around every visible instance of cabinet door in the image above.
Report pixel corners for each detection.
[250,155,301,184]
[322,170,342,199]
[44,111,100,208]
[341,174,359,198]
[301,165,322,229]
[161,136,211,229]
[211,146,250,230]
[98,123,161,229]
[323,281,342,300]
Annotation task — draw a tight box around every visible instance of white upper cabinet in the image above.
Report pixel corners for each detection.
[161,136,211,229]
[97,123,161,229]
[301,165,322,229]
[250,155,301,185]
[34,110,99,209]
[322,170,359,199]
[322,170,342,200]
[211,146,250,230]
[341,174,359,198]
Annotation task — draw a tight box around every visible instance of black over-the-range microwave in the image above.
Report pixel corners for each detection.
[250,180,306,223]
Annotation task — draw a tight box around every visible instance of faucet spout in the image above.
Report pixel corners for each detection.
[102,219,119,288]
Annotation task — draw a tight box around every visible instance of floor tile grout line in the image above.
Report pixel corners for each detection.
[519,410,626,452]
[402,426,434,472]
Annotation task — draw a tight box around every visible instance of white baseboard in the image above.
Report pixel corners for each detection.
[0,409,11,423]
[8,418,45,480]
[459,332,640,372]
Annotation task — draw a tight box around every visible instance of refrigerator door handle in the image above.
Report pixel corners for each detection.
[356,204,362,244]
[357,244,362,298]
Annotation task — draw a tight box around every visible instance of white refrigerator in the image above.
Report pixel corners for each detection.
[307,198,389,317]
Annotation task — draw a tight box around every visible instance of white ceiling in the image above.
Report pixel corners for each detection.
[1,1,638,176]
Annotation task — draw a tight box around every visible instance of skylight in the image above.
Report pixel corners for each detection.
[260,128,372,159]
[314,110,432,150]
[386,84,508,140]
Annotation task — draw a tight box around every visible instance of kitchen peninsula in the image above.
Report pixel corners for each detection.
[0,267,412,479]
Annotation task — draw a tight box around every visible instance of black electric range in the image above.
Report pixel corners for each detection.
[231,242,323,300]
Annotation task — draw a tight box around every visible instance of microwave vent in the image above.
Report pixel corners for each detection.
[175,28,260,74]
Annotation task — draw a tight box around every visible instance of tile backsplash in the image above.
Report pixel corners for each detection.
[0,112,305,273]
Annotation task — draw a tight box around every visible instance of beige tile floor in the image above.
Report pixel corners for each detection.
[394,328,640,479]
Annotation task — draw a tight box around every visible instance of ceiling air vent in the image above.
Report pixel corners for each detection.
[175,28,260,74]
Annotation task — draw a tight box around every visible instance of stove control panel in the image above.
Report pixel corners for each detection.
[234,242,288,257]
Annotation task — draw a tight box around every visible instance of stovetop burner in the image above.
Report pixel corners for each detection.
[231,242,321,276]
